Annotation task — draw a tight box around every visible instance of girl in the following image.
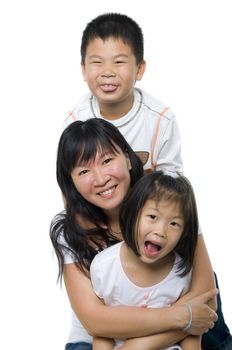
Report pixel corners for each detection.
[90,171,201,350]
[50,119,217,350]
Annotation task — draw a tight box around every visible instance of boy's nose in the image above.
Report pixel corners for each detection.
[101,71,116,78]
[101,64,116,77]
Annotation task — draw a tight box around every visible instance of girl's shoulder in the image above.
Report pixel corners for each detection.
[91,241,122,268]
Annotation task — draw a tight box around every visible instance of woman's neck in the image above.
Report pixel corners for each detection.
[105,208,122,239]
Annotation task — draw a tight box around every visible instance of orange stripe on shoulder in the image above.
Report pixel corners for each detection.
[68,111,77,122]
[151,107,170,169]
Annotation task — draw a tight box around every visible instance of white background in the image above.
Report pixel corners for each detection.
[1,0,231,348]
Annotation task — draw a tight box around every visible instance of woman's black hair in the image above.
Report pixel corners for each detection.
[81,13,144,65]
[119,171,199,276]
[50,118,144,280]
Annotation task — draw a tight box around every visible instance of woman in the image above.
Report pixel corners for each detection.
[50,118,217,350]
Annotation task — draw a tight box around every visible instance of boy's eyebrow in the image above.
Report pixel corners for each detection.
[87,54,129,60]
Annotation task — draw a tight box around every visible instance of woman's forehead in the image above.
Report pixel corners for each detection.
[75,144,120,166]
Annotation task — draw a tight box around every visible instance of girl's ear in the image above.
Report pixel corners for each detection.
[136,60,146,81]
[81,63,87,82]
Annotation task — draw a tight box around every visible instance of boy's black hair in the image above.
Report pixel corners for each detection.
[81,13,144,65]
[119,171,199,277]
[50,118,144,280]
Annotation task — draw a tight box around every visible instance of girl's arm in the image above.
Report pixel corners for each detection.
[63,263,217,338]
[116,331,200,350]
[117,331,186,350]
[180,335,201,350]
[93,337,114,350]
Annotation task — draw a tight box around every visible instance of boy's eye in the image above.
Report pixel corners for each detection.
[115,60,126,64]
[90,60,102,64]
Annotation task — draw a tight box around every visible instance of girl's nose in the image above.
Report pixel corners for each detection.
[154,222,167,239]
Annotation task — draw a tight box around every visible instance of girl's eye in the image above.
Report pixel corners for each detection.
[148,214,157,220]
[170,221,181,228]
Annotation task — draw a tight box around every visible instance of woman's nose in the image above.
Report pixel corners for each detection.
[93,169,110,186]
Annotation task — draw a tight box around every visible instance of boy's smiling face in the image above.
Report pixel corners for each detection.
[81,37,146,119]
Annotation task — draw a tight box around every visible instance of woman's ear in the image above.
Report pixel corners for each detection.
[136,60,146,81]
[125,153,132,170]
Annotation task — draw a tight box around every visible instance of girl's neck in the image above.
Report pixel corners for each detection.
[120,243,175,288]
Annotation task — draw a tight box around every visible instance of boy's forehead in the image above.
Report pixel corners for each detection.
[86,36,133,53]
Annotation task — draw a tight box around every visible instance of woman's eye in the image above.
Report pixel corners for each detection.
[79,169,89,176]
[103,158,113,165]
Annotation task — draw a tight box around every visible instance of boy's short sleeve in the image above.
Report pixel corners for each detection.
[155,113,184,175]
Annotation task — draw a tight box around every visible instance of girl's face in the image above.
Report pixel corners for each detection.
[81,37,145,118]
[136,199,184,264]
[71,147,131,215]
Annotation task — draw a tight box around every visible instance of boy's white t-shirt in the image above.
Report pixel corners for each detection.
[65,88,183,174]
[90,241,191,348]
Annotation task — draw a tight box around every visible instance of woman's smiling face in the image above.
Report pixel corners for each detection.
[71,147,132,215]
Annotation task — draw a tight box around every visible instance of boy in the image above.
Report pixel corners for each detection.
[65,13,182,175]
[65,13,232,349]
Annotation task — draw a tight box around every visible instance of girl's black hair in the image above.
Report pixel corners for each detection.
[119,171,199,276]
[50,118,144,280]
[81,13,144,65]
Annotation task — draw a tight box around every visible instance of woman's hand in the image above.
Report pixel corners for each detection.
[180,289,218,335]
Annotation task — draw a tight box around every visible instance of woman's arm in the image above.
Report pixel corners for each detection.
[63,263,217,338]
[175,234,217,310]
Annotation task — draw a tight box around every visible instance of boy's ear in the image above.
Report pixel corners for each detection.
[136,60,146,81]
[81,63,87,82]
